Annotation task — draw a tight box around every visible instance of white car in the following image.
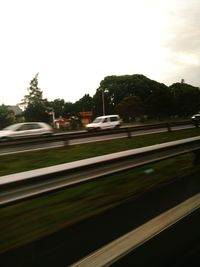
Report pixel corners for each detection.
[85,115,121,131]
[191,114,200,125]
[0,122,53,141]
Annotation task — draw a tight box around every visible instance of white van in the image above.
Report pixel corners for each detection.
[85,115,121,131]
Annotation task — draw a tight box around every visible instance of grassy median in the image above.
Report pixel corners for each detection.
[0,128,200,253]
[0,128,200,176]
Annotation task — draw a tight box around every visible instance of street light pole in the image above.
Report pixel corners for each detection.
[49,109,55,128]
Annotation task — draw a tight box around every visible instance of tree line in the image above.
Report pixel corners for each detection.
[1,73,200,128]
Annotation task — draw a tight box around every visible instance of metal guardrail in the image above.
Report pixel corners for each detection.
[70,193,200,267]
[1,136,200,207]
[0,120,195,148]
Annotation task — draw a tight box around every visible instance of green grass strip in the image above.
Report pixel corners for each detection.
[0,128,200,176]
[0,128,200,252]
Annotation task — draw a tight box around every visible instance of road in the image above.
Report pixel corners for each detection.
[1,170,200,267]
[0,124,194,155]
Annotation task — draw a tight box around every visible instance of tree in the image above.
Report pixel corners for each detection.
[92,87,115,117]
[99,74,154,107]
[21,74,50,122]
[92,88,104,117]
[74,94,93,113]
[169,82,200,116]
[144,87,173,119]
[93,74,174,119]
[96,74,171,109]
[0,104,15,129]
[116,96,144,122]
[62,102,76,118]
[48,98,65,118]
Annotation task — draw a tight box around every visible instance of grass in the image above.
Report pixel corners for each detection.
[0,128,200,253]
[0,128,200,176]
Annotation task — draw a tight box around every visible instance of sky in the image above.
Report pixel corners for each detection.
[0,0,200,105]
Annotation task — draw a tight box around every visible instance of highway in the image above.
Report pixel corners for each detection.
[0,123,195,155]
[1,170,200,267]
[0,121,199,266]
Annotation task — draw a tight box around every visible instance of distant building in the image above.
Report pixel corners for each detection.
[54,117,71,129]
[7,105,23,122]
[7,105,23,116]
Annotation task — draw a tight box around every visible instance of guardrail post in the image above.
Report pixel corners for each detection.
[127,128,132,138]
[194,121,199,128]
[193,150,200,165]
[167,123,172,132]
[63,136,69,146]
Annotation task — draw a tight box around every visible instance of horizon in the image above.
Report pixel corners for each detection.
[2,73,200,107]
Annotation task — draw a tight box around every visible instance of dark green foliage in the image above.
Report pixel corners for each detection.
[116,96,144,122]
[93,74,175,119]
[63,101,77,118]
[20,74,200,122]
[21,74,51,123]
[92,88,104,117]
[100,74,152,104]
[144,86,173,119]
[0,104,15,129]
[74,94,93,113]
[169,82,200,116]
[92,88,115,117]
[48,98,65,118]
[23,102,50,122]
[99,74,167,103]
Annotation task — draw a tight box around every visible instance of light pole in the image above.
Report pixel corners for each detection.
[49,109,55,128]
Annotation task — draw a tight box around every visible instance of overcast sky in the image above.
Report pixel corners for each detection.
[0,0,199,105]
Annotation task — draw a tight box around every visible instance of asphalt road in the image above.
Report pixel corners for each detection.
[1,171,200,267]
[0,124,194,155]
